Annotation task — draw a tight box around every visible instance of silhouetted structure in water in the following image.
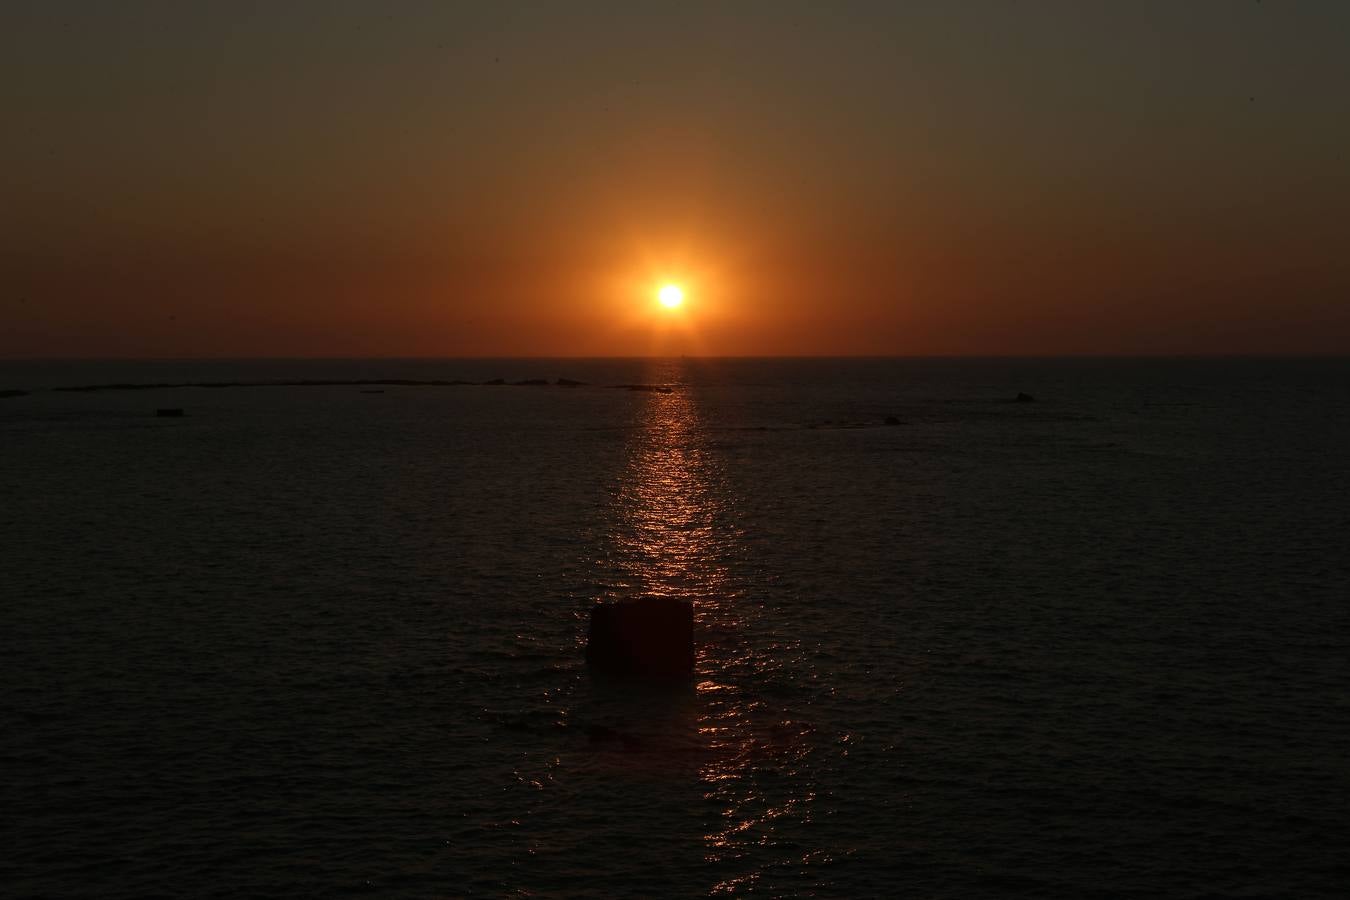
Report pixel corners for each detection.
[1015,392,1035,403]
[155,408,185,417]
[586,597,694,678]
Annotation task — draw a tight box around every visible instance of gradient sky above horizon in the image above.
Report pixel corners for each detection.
[4,1,1348,357]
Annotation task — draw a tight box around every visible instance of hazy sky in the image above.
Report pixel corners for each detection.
[4,1,1348,357]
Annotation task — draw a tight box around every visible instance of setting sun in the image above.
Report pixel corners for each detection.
[658,284,685,309]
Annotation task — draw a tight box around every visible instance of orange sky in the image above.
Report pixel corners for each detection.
[3,2,1348,357]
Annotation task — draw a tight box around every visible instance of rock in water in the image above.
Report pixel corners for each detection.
[1015,392,1035,403]
[155,408,185,417]
[586,597,694,678]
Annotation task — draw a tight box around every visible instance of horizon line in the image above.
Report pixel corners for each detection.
[5,352,1350,363]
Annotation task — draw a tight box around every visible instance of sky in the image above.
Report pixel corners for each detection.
[3,0,1348,357]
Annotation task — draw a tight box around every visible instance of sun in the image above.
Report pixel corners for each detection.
[657,283,685,309]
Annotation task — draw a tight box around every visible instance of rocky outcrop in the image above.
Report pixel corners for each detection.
[612,384,674,394]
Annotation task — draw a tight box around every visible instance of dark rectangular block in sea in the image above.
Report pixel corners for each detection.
[586,596,695,679]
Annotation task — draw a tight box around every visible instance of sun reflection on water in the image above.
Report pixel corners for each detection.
[596,363,825,894]
[607,382,727,604]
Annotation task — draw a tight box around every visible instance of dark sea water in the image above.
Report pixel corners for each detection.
[3,357,1349,898]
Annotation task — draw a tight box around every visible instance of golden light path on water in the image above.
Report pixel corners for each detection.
[609,384,723,604]
[604,366,823,894]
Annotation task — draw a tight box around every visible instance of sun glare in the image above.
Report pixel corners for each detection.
[658,284,685,309]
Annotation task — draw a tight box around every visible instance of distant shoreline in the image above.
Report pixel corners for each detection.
[6,379,675,395]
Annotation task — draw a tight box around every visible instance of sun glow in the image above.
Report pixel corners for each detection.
[658,283,685,309]
[608,251,718,354]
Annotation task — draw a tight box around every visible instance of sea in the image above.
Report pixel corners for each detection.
[3,357,1348,898]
